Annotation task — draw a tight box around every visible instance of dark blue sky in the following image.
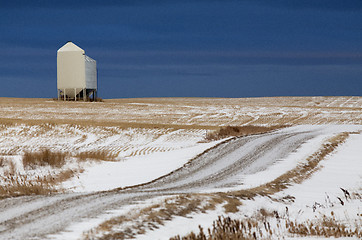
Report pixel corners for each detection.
[1,0,361,98]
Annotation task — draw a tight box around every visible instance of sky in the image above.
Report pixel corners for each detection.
[0,0,361,98]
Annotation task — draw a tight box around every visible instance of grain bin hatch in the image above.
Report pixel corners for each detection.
[57,41,97,101]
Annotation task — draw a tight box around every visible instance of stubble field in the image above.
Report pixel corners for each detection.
[0,96,361,240]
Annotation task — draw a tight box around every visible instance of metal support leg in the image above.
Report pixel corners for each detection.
[57,89,60,101]
[64,89,66,101]
[83,88,86,101]
[74,88,77,101]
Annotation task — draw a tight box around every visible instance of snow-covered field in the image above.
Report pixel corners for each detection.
[0,96,361,239]
[0,96,361,127]
[139,128,362,239]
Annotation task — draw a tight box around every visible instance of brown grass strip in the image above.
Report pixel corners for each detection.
[83,194,225,240]
[76,150,117,162]
[205,125,287,141]
[0,118,219,130]
[171,213,361,240]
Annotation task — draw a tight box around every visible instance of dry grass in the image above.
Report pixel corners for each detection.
[173,190,362,239]
[22,149,117,169]
[287,216,361,238]
[0,148,118,198]
[44,169,77,186]
[221,195,242,213]
[0,167,78,199]
[170,216,260,240]
[0,148,105,199]
[205,125,287,140]
[84,192,244,240]
[76,150,117,162]
[0,174,56,199]
[0,151,78,199]
[23,149,67,169]
[0,96,361,130]
[83,194,227,240]
[170,213,362,240]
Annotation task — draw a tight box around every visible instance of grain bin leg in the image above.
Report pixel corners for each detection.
[57,89,60,101]
[64,89,66,101]
[74,88,77,101]
[83,88,86,101]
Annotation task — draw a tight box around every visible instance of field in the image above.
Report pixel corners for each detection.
[0,96,361,128]
[0,96,361,239]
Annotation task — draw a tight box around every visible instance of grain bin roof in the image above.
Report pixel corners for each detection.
[57,42,85,54]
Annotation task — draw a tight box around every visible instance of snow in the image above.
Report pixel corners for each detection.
[62,141,222,192]
[280,132,362,216]
[48,196,169,240]
[135,127,362,240]
[0,124,217,192]
[1,123,361,239]
[238,125,362,189]
[137,205,226,240]
[50,125,362,239]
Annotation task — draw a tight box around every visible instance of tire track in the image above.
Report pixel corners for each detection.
[137,131,315,192]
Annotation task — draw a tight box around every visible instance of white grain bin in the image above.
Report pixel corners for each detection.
[57,42,97,101]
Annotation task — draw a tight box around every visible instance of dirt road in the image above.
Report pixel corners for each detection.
[0,126,331,239]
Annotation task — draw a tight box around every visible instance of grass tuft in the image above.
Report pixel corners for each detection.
[23,149,67,169]
[76,150,117,162]
[0,174,55,198]
[0,169,77,199]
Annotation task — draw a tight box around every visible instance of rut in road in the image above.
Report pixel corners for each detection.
[0,127,322,239]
